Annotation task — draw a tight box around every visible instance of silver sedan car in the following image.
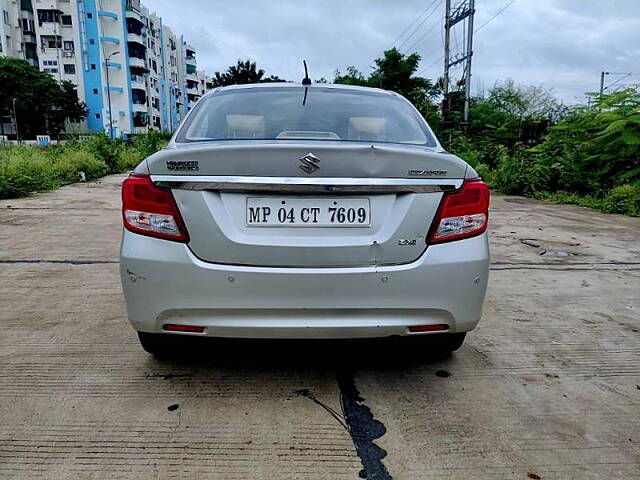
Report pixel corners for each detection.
[120,83,490,357]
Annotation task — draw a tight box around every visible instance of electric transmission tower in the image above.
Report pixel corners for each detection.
[443,0,475,124]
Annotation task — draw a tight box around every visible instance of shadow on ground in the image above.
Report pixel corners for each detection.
[147,335,455,371]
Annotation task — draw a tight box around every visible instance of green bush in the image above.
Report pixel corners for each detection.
[85,134,126,173]
[474,162,495,185]
[0,145,58,199]
[54,148,108,183]
[0,132,168,199]
[492,145,551,195]
[602,183,640,216]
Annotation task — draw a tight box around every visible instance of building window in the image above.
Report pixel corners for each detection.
[95,113,101,119]
[3,10,9,25]
[63,41,74,51]
[89,39,95,45]
[37,10,61,24]
[91,64,96,70]
[87,12,92,19]
[64,64,75,74]
[43,37,62,49]
[61,15,72,26]
[93,88,98,94]
[21,18,35,33]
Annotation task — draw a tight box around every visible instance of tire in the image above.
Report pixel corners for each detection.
[440,332,466,352]
[137,332,172,359]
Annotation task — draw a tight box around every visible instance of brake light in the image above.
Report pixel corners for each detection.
[122,173,189,242]
[429,178,490,243]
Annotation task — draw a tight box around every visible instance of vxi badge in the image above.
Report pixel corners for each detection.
[299,153,320,174]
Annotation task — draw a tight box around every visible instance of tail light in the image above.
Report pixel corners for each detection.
[122,173,189,243]
[428,178,490,244]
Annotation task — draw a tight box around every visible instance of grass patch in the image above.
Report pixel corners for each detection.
[535,184,640,217]
[0,133,169,200]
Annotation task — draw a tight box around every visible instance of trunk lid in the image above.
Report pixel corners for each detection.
[148,141,468,267]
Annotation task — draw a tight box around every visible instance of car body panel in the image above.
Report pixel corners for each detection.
[146,143,469,267]
[120,230,489,338]
[146,141,468,179]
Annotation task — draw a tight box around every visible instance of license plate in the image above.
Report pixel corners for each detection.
[246,197,371,227]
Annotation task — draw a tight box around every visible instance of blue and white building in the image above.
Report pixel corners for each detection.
[0,0,207,137]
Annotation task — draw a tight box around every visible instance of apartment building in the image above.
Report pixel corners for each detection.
[0,0,207,137]
[0,0,38,67]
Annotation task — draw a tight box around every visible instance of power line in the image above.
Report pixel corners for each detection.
[398,0,443,51]
[402,9,444,54]
[416,0,518,76]
[389,0,440,49]
[475,0,517,32]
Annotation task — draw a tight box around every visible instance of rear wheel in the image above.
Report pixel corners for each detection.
[137,332,172,359]
[440,332,466,352]
[422,332,466,357]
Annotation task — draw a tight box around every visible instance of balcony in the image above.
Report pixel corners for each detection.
[133,110,148,129]
[36,22,60,37]
[100,36,120,45]
[22,32,37,44]
[186,72,198,82]
[187,86,199,95]
[127,32,145,46]
[98,10,118,20]
[125,6,143,23]
[132,102,147,113]
[39,35,62,52]
[130,74,145,88]
[128,56,146,69]
[185,55,196,67]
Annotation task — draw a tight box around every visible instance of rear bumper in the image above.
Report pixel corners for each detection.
[120,232,490,339]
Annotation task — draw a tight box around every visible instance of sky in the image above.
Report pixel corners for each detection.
[144,0,640,104]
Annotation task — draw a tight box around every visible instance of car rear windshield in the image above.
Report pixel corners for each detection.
[176,87,436,147]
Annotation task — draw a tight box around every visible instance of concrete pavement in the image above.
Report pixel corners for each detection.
[0,174,638,479]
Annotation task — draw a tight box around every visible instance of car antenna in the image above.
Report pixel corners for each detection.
[302,60,312,85]
[302,60,311,105]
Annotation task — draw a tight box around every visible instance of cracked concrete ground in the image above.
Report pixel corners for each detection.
[0,174,638,479]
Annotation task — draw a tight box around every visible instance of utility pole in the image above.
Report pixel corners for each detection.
[12,98,19,143]
[443,0,475,124]
[599,71,632,96]
[443,0,451,98]
[463,0,475,124]
[104,51,120,139]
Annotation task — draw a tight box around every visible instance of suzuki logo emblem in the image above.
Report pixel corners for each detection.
[299,152,320,174]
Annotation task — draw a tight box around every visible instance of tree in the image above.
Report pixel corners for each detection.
[0,58,87,139]
[209,60,286,87]
[333,49,442,129]
[48,80,89,134]
[333,66,368,86]
[466,80,565,150]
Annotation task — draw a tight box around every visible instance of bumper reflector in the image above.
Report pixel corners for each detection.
[163,324,205,333]
[408,324,449,333]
